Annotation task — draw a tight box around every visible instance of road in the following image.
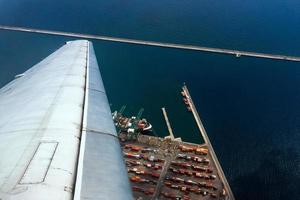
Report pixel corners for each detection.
[1,25,300,62]
[152,160,171,200]
[182,85,235,200]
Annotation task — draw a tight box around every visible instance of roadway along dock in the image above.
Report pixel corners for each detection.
[1,25,300,62]
[182,85,235,200]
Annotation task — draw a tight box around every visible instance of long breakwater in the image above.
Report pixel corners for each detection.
[1,25,300,62]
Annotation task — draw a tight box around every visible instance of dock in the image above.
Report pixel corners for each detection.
[1,25,300,62]
[182,85,235,200]
[161,107,175,140]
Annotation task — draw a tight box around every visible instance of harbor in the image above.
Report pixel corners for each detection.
[113,84,234,200]
[1,25,300,62]
[1,1,300,199]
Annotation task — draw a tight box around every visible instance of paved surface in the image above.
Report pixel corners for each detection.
[161,107,175,140]
[120,134,229,200]
[152,160,171,199]
[1,25,300,62]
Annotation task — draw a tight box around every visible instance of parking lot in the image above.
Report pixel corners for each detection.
[119,133,228,200]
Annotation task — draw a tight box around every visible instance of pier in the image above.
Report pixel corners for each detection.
[1,25,300,62]
[182,85,235,200]
[161,107,175,140]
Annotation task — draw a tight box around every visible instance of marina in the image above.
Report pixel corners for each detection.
[1,25,300,62]
[113,84,234,200]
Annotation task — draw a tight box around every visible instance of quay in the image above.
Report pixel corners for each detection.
[182,85,235,200]
[1,25,300,62]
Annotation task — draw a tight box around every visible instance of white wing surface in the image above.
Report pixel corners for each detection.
[0,40,132,200]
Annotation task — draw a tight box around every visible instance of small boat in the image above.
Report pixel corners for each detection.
[236,53,241,58]
[143,123,152,131]
[15,73,25,79]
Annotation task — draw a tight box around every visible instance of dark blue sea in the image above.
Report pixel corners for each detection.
[0,0,300,199]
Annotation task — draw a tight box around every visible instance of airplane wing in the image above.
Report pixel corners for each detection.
[0,40,132,200]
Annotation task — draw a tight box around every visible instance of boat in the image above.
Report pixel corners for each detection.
[143,123,152,131]
[138,119,152,131]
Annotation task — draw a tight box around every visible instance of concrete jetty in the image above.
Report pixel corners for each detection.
[162,107,175,140]
[182,85,235,200]
[1,25,300,62]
